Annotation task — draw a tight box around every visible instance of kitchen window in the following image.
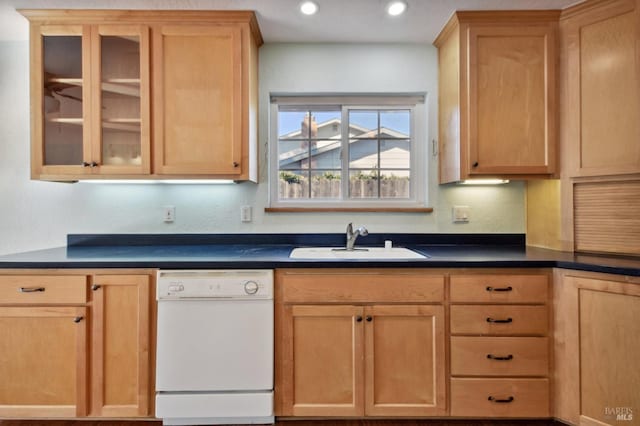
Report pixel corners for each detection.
[268,94,428,211]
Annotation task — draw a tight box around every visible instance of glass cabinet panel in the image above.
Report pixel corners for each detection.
[43,35,84,166]
[99,34,142,167]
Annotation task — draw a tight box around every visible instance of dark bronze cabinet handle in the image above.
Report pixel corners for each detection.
[488,396,514,403]
[486,286,513,292]
[486,317,513,323]
[82,162,91,167]
[487,354,514,361]
[73,316,84,323]
[355,315,363,322]
[473,162,479,167]
[90,161,99,168]
[19,287,45,293]
[91,284,101,291]
[366,316,373,322]
[233,162,239,167]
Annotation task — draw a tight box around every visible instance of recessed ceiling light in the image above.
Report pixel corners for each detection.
[387,1,407,16]
[300,1,319,15]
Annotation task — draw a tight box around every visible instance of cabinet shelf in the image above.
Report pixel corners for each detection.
[47,77,141,97]
[46,117,140,133]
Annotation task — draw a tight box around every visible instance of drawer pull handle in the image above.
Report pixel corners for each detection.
[486,286,513,292]
[73,316,84,323]
[488,396,514,403]
[487,354,514,361]
[355,315,363,322]
[91,284,101,291]
[486,317,513,324]
[19,287,46,293]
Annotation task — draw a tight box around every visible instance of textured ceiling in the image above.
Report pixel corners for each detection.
[2,0,582,42]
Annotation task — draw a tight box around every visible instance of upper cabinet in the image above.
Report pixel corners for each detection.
[434,12,559,183]
[560,0,640,178]
[21,10,262,182]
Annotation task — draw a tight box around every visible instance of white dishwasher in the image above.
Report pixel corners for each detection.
[156,270,274,426]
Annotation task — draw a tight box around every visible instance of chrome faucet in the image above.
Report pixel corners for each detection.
[345,223,369,250]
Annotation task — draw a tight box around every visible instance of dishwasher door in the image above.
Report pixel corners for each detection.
[156,298,273,392]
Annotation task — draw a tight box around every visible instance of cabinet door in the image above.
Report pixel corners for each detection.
[32,24,92,178]
[555,272,640,425]
[90,25,151,175]
[281,305,364,416]
[153,25,243,176]
[0,306,88,417]
[89,274,150,417]
[467,24,556,176]
[579,285,640,425]
[364,305,446,416]
[562,0,640,177]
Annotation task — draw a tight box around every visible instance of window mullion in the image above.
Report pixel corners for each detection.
[341,106,349,201]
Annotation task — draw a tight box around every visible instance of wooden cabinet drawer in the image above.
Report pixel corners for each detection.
[450,275,548,303]
[450,305,548,335]
[451,378,549,417]
[451,337,548,376]
[0,276,87,304]
[278,270,444,303]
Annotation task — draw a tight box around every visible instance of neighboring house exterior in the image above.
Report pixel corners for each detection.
[279,115,410,176]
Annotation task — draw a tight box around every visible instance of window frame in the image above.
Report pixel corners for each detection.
[269,94,427,210]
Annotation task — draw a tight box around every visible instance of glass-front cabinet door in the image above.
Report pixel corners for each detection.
[36,25,91,177]
[91,25,150,175]
[33,24,149,179]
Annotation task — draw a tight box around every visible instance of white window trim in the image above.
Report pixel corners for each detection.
[268,94,427,209]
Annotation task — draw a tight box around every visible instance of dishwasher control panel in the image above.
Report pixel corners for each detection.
[157,270,273,300]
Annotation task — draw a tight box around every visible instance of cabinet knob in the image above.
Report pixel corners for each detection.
[355,315,363,322]
[366,316,373,322]
[473,162,479,168]
[82,162,91,167]
[488,396,514,403]
[91,284,101,291]
[90,161,99,168]
[73,316,84,323]
[233,162,239,168]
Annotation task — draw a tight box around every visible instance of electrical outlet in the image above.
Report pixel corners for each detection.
[452,205,470,223]
[163,206,175,223]
[240,205,252,223]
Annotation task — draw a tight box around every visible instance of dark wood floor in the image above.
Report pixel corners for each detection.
[0,420,561,426]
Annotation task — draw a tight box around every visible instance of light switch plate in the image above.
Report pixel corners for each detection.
[452,205,470,223]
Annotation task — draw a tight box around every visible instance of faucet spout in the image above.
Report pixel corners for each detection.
[345,222,368,250]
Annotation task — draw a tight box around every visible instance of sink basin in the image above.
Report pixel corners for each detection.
[289,247,427,259]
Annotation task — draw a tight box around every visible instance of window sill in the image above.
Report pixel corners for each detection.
[264,207,433,213]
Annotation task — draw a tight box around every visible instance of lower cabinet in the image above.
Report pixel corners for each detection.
[449,272,552,418]
[275,269,446,417]
[554,269,640,425]
[0,306,88,417]
[89,274,151,417]
[0,271,154,419]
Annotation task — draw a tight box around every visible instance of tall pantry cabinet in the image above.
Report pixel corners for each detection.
[20,10,262,182]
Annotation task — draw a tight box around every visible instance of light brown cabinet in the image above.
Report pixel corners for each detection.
[26,19,151,179]
[275,269,446,417]
[435,11,559,183]
[89,274,151,417]
[0,271,154,419]
[554,270,640,426]
[21,10,261,182]
[449,273,551,418]
[560,0,640,178]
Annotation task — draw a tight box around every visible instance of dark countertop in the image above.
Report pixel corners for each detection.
[0,233,638,277]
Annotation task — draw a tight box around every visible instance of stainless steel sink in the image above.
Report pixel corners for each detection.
[289,247,427,259]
